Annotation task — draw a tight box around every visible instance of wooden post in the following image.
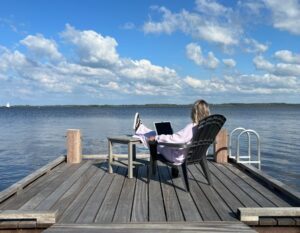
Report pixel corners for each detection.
[214,128,228,163]
[67,129,82,164]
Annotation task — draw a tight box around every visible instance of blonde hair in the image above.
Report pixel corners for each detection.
[191,99,210,124]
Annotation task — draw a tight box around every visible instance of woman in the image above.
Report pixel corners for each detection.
[133,99,210,166]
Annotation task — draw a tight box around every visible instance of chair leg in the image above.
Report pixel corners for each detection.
[152,160,157,175]
[179,162,190,192]
[148,157,157,183]
[149,142,158,176]
[171,167,179,178]
[148,160,152,183]
[200,158,213,185]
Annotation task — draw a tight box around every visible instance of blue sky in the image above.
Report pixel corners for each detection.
[1,0,300,105]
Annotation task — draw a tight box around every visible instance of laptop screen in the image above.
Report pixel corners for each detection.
[154,122,173,135]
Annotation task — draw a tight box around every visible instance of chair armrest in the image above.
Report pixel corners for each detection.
[156,142,189,149]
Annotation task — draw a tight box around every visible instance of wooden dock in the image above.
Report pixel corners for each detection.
[0,156,299,232]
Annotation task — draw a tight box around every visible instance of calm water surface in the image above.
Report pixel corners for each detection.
[0,105,299,192]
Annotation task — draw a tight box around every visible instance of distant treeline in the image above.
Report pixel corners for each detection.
[1,103,300,108]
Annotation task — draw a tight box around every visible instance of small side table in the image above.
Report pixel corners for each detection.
[108,135,142,178]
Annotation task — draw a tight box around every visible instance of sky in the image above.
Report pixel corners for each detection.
[0,0,300,105]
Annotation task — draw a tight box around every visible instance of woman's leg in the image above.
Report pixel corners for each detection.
[134,124,156,148]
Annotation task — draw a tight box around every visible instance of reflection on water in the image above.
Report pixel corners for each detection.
[0,105,299,191]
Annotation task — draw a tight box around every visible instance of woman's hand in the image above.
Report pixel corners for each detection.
[148,136,156,141]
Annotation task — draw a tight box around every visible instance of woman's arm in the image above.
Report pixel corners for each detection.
[155,123,195,144]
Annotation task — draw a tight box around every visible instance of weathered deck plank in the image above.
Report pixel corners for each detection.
[94,166,127,223]
[148,165,166,222]
[0,162,70,210]
[76,167,116,224]
[171,172,202,221]
[112,169,136,223]
[1,159,299,230]
[50,165,98,219]
[210,162,281,226]
[19,163,82,211]
[204,163,243,214]
[43,222,258,233]
[131,165,148,222]
[224,163,292,207]
[239,207,300,221]
[158,165,184,222]
[58,166,105,223]
[35,161,92,211]
[186,166,219,221]
[0,156,66,204]
[190,164,237,221]
[209,162,280,226]
[238,163,300,206]
[223,163,299,225]
[205,163,258,207]
[213,162,277,207]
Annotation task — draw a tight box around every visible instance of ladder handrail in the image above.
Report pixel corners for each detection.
[229,127,246,159]
[229,127,261,170]
[237,129,261,170]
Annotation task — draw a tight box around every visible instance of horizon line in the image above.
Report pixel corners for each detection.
[1,102,300,107]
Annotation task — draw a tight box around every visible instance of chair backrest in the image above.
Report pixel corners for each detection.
[187,114,226,163]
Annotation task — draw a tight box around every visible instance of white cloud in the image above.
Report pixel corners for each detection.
[253,55,274,71]
[186,42,203,65]
[195,0,229,16]
[264,0,300,35]
[274,50,300,64]
[184,76,205,88]
[117,58,182,96]
[100,81,120,90]
[184,73,300,95]
[143,6,239,46]
[0,49,33,73]
[206,52,219,69]
[20,34,63,62]
[244,38,268,53]
[61,24,120,67]
[59,25,183,96]
[1,25,183,99]
[2,21,300,103]
[253,54,300,77]
[31,71,73,93]
[184,76,227,92]
[186,43,219,69]
[222,58,236,68]
[118,59,178,84]
[274,63,300,76]
[195,22,238,46]
[60,25,181,96]
[143,6,178,35]
[0,49,73,93]
[238,1,265,15]
[237,74,298,90]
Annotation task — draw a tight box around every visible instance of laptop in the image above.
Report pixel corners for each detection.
[154,121,173,135]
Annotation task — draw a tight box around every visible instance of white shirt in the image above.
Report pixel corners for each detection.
[155,122,196,165]
[135,122,196,165]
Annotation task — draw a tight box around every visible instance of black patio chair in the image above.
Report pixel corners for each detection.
[148,114,226,192]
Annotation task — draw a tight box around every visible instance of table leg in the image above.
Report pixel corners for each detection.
[108,140,113,173]
[132,144,136,161]
[128,142,133,178]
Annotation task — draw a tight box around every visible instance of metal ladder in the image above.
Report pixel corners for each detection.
[228,127,261,170]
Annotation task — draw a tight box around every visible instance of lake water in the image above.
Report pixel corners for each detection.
[0,105,299,192]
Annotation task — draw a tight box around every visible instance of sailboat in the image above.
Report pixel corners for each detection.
[6,102,10,108]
